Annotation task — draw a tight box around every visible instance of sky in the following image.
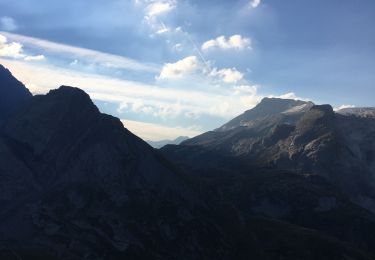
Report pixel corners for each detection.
[0,0,374,141]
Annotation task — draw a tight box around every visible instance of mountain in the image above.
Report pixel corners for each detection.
[0,64,32,123]
[163,98,375,205]
[337,107,375,118]
[162,97,375,255]
[217,97,314,132]
[1,68,375,259]
[0,86,232,259]
[148,136,189,149]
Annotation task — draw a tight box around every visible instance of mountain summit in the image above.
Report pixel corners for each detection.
[0,64,32,123]
[217,97,314,131]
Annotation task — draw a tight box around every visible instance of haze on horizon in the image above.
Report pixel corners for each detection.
[0,0,374,141]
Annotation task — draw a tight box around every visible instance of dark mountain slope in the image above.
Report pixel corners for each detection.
[0,64,32,123]
[0,86,230,259]
[0,69,374,259]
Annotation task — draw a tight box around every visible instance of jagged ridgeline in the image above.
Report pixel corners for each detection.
[1,64,375,260]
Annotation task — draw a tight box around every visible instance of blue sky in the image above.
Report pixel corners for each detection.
[0,0,374,140]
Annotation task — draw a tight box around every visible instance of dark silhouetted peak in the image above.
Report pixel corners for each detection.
[217,97,314,131]
[0,64,32,122]
[3,86,101,155]
[310,104,334,115]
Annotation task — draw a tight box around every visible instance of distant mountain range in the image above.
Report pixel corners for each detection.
[147,136,189,149]
[1,63,375,259]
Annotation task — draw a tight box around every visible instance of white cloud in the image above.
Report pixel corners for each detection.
[146,1,176,17]
[172,43,183,52]
[0,34,47,62]
[1,31,159,73]
[268,92,310,102]
[0,58,264,120]
[211,67,244,83]
[157,56,200,80]
[233,85,258,95]
[334,104,355,111]
[24,55,45,61]
[121,119,201,141]
[0,34,24,58]
[0,17,18,31]
[155,27,170,34]
[250,0,261,8]
[202,35,251,51]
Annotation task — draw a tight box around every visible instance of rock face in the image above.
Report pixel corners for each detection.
[0,86,229,259]
[164,98,375,203]
[0,64,32,123]
[162,97,375,255]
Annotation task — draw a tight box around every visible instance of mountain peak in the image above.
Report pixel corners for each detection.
[217,97,314,131]
[0,64,32,122]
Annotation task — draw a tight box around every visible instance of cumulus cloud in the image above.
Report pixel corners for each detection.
[250,0,261,8]
[157,56,200,80]
[202,35,251,51]
[0,34,23,58]
[211,67,244,83]
[0,33,48,62]
[0,17,18,31]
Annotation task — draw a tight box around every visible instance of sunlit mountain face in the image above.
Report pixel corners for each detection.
[0,1,375,259]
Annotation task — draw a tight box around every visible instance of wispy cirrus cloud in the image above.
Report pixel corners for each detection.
[0,31,160,73]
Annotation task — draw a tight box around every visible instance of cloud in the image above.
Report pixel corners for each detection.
[0,33,46,61]
[172,43,183,52]
[211,67,244,83]
[0,58,263,120]
[202,35,251,51]
[0,34,23,58]
[268,92,310,102]
[24,55,45,61]
[1,31,159,73]
[157,56,200,80]
[145,1,176,17]
[121,119,201,141]
[0,17,18,31]
[250,0,262,8]
[233,85,258,95]
[334,104,355,111]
